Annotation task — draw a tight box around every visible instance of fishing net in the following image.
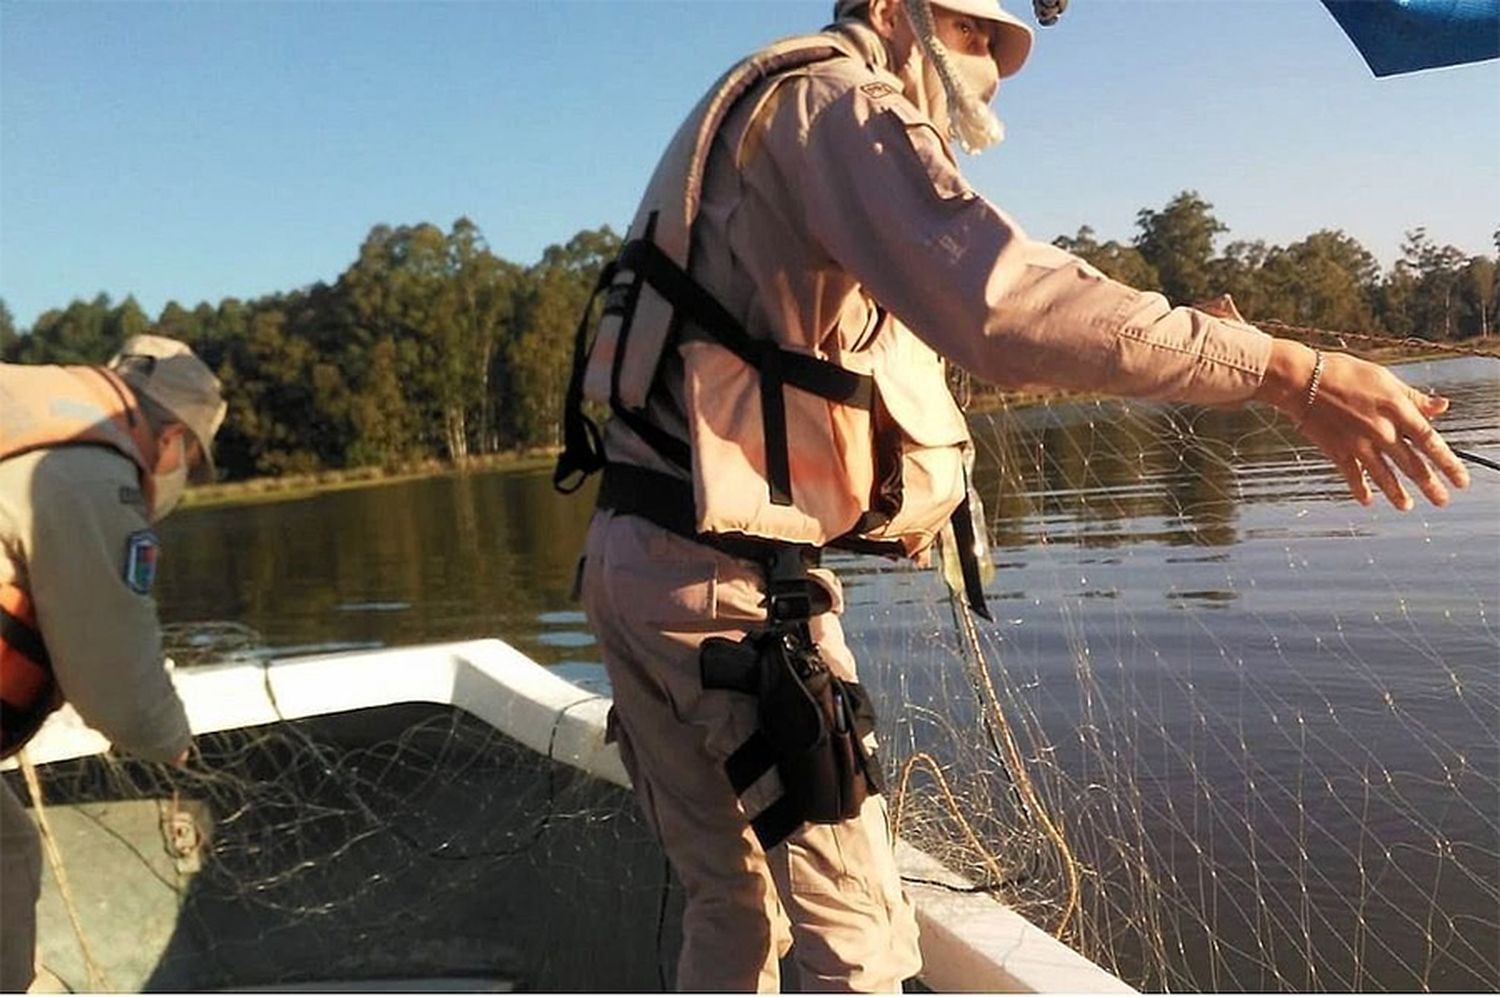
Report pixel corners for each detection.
[10,345,1498,993]
[857,348,1499,992]
[14,701,679,992]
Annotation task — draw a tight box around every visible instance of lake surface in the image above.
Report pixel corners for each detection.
[154,356,1499,992]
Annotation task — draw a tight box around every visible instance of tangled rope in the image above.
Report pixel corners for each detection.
[891,588,1084,940]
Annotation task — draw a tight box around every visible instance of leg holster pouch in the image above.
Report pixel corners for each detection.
[701,625,883,849]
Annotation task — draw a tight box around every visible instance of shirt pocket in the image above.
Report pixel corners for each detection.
[879,103,976,205]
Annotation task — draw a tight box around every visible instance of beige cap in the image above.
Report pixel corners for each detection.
[108,334,227,484]
[834,0,1034,79]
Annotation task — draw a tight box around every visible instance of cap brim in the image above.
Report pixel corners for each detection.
[990,19,1032,78]
[932,0,1035,78]
[187,432,217,485]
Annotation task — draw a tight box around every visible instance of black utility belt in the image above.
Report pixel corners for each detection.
[596,462,823,572]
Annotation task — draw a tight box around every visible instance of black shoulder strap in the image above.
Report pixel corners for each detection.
[553,261,617,494]
[615,238,873,506]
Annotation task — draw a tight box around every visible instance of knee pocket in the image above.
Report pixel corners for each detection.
[785,799,906,914]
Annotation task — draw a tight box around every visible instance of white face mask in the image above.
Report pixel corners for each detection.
[942,47,1003,150]
[950,48,1000,107]
[151,435,189,522]
[903,0,1006,154]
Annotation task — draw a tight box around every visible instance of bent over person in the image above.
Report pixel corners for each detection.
[554,0,1470,990]
[0,335,227,993]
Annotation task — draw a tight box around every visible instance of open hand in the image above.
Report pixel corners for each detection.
[1256,341,1470,510]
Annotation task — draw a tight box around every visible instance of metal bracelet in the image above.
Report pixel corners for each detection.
[1300,349,1326,425]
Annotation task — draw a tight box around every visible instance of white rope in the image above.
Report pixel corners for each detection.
[19,751,110,992]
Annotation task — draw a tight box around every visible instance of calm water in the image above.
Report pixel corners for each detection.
[154,356,1500,991]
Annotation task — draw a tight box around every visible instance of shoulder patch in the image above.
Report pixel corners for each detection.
[123,530,160,595]
[860,81,897,101]
[118,485,145,509]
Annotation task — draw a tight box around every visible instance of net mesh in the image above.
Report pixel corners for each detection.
[19,703,678,991]
[859,352,1499,992]
[13,348,1499,993]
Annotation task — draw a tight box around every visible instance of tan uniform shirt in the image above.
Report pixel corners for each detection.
[606,23,1272,474]
[0,447,190,763]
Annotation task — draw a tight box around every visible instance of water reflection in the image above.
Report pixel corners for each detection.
[156,358,1497,664]
[156,467,597,666]
[970,357,1498,559]
[977,402,1281,551]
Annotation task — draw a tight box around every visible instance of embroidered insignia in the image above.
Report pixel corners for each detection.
[860,81,897,100]
[123,530,160,595]
[118,485,145,508]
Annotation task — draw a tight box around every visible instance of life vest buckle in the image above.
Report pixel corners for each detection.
[765,545,815,625]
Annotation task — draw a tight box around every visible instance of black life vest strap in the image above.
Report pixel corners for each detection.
[597,463,825,575]
[597,462,905,568]
[615,238,874,506]
[0,600,55,757]
[0,605,51,672]
[615,240,874,407]
[553,260,618,494]
[553,237,924,571]
[608,400,692,473]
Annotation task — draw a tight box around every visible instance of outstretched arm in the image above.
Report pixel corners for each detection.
[796,86,1469,512]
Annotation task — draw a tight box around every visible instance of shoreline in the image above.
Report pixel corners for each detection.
[184,344,1495,510]
[182,449,561,510]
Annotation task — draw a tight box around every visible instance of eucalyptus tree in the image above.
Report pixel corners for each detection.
[1397,227,1469,340]
[443,218,520,457]
[1133,191,1227,306]
[503,226,620,449]
[341,219,517,462]
[1457,255,1497,339]
[0,300,15,360]
[1254,230,1380,331]
[1053,226,1160,291]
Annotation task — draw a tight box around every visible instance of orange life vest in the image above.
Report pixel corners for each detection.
[558,29,970,560]
[0,581,61,757]
[0,363,159,757]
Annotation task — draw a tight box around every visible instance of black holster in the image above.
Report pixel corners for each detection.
[701,619,882,844]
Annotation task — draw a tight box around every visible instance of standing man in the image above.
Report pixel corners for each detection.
[556,0,1470,990]
[0,334,227,993]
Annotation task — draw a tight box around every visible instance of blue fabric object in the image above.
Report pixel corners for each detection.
[1321,0,1500,76]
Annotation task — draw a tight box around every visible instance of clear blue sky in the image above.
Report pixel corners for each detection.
[2,0,1497,331]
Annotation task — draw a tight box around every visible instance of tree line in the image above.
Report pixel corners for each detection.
[1,192,1495,482]
[1,219,618,480]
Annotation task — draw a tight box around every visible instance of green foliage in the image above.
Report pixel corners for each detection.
[502,227,620,449]
[1133,191,1227,305]
[1053,226,1160,291]
[1065,191,1495,346]
[0,300,16,361]
[4,199,1491,482]
[1392,228,1477,340]
[1254,230,1379,331]
[1457,256,1498,339]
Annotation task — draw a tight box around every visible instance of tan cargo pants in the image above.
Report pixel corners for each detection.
[580,510,921,993]
[0,777,40,993]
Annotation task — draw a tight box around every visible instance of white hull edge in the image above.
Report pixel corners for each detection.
[8,639,1134,994]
